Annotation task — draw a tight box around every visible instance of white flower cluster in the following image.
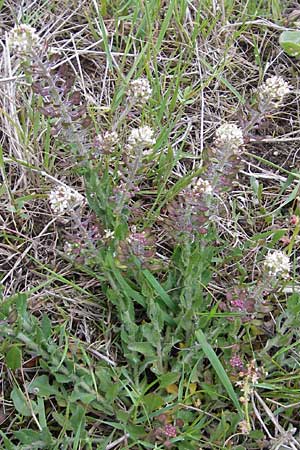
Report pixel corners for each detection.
[127,126,155,153]
[215,123,244,154]
[49,185,83,214]
[103,229,115,240]
[264,250,290,279]
[64,241,77,256]
[193,178,213,195]
[128,78,152,106]
[258,76,290,105]
[238,420,251,435]
[8,24,39,54]
[95,131,118,154]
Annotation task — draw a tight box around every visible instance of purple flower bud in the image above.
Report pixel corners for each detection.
[230,355,244,369]
[164,424,177,438]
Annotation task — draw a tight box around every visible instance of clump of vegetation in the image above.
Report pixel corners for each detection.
[1,2,300,449]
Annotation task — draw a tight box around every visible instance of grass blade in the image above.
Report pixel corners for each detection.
[142,269,176,312]
[195,329,243,416]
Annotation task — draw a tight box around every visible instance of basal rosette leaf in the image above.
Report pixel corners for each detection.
[279,31,300,57]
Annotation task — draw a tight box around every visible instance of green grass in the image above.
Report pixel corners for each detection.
[1,1,300,449]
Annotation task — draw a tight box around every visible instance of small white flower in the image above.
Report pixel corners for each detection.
[215,123,244,153]
[8,24,39,54]
[264,250,290,279]
[128,78,152,106]
[49,185,83,214]
[94,131,118,154]
[193,178,213,195]
[103,229,115,240]
[127,126,155,152]
[64,242,74,255]
[258,76,290,106]
[251,370,260,385]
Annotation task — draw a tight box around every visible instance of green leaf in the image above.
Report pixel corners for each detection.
[69,390,96,404]
[13,429,52,446]
[142,394,164,413]
[126,423,146,440]
[159,372,180,388]
[105,383,120,402]
[28,375,58,398]
[41,314,52,340]
[53,373,72,383]
[115,409,130,423]
[70,404,86,430]
[70,404,86,449]
[142,269,176,312]
[14,430,39,445]
[269,229,287,246]
[113,269,146,307]
[279,31,300,57]
[106,252,145,308]
[249,430,265,439]
[52,411,72,430]
[156,0,176,51]
[271,181,300,214]
[37,397,47,430]
[287,293,300,316]
[11,386,35,417]
[0,430,15,450]
[127,342,156,357]
[6,346,22,370]
[15,293,28,317]
[178,443,198,450]
[195,330,243,416]
[93,9,114,71]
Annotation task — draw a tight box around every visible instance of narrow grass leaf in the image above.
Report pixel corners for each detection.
[142,269,176,311]
[113,268,146,307]
[156,0,176,51]
[0,430,14,450]
[195,330,243,416]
